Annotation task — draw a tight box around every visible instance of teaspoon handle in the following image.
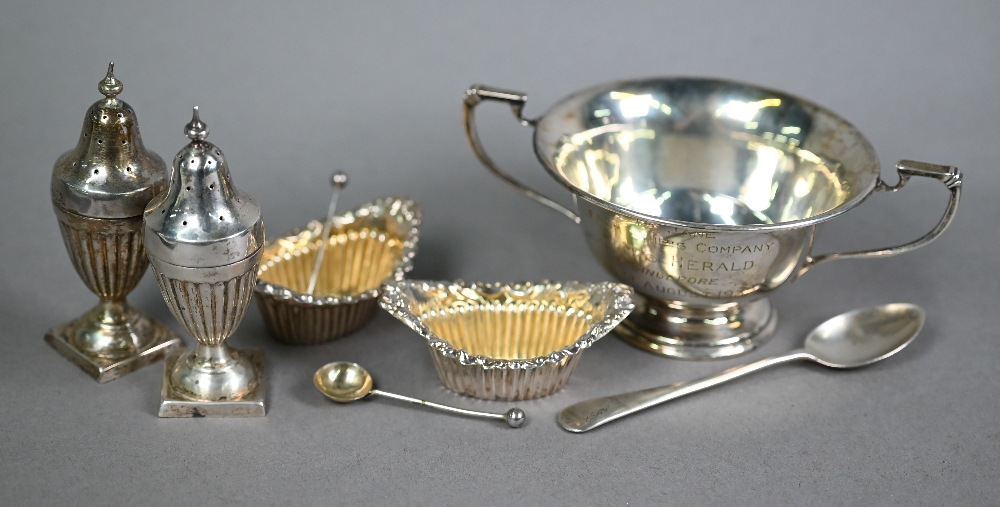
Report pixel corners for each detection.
[371,389,523,427]
[558,350,813,433]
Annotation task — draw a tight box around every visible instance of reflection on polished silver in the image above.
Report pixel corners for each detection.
[46,63,181,382]
[144,108,266,417]
[464,78,962,359]
[558,303,924,432]
[314,362,526,428]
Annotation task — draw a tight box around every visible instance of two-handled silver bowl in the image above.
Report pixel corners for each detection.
[464,77,961,359]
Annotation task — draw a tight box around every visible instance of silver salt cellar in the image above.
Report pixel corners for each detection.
[144,107,266,417]
[47,63,182,382]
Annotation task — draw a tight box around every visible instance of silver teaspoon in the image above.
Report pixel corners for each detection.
[558,303,924,433]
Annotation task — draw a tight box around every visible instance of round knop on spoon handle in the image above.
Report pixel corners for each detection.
[330,171,347,188]
[557,351,812,433]
[306,171,349,296]
[371,389,526,428]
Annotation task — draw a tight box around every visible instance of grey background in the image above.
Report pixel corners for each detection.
[1,1,997,505]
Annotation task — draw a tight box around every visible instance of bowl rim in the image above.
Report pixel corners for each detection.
[379,280,635,370]
[254,196,420,306]
[531,76,881,232]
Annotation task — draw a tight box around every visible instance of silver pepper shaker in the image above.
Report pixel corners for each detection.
[144,107,266,417]
[46,63,182,382]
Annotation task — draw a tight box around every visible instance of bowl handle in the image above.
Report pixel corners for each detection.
[463,85,581,224]
[798,160,962,276]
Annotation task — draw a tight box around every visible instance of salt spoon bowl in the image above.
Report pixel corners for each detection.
[558,303,925,433]
[314,362,526,428]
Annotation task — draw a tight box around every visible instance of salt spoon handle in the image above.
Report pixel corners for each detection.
[306,171,348,296]
[370,389,527,428]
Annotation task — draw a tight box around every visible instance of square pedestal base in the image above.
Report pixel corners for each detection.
[45,320,182,383]
[158,348,267,418]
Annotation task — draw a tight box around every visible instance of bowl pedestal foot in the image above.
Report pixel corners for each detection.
[615,295,777,360]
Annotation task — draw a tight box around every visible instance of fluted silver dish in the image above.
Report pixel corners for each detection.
[255,197,420,345]
[380,280,634,400]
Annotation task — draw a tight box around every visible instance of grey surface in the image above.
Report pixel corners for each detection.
[1,1,997,505]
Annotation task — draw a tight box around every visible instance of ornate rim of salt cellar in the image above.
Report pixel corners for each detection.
[255,197,421,305]
[380,280,634,370]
